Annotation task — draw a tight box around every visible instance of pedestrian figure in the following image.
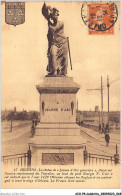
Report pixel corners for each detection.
[31,125,35,137]
[99,124,101,134]
[105,132,110,147]
[32,119,35,126]
[35,120,37,126]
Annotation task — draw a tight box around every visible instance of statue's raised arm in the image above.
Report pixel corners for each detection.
[42,2,53,21]
[42,3,69,76]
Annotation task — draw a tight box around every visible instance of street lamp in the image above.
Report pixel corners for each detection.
[10,108,16,132]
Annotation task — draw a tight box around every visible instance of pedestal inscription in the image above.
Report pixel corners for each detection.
[37,77,80,123]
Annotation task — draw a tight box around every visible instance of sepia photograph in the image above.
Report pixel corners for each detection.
[1,0,121,192]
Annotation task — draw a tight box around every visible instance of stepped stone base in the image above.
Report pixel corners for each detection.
[28,76,85,166]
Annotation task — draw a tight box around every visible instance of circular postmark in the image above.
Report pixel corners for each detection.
[81,1,118,33]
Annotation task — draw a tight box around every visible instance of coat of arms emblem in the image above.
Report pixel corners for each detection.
[5,2,25,26]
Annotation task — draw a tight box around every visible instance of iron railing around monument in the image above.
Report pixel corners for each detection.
[1,145,31,167]
[83,144,120,166]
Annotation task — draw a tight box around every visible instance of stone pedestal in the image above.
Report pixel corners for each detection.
[29,77,86,166]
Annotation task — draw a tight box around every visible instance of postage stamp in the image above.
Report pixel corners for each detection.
[81,2,118,34]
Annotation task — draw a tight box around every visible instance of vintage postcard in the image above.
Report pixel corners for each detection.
[1,0,121,193]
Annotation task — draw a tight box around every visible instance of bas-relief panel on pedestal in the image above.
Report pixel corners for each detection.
[42,153,74,165]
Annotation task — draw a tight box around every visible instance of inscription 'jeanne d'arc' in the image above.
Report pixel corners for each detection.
[45,108,71,112]
[45,108,58,111]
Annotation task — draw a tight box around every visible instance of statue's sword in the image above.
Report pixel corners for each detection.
[67,37,72,70]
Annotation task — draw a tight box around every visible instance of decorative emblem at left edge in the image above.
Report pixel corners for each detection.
[5,2,25,26]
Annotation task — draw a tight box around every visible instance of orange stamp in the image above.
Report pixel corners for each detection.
[81,2,118,34]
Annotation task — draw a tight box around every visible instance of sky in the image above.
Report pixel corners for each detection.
[1,1,120,112]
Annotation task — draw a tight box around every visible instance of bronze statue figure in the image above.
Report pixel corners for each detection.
[42,2,68,76]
